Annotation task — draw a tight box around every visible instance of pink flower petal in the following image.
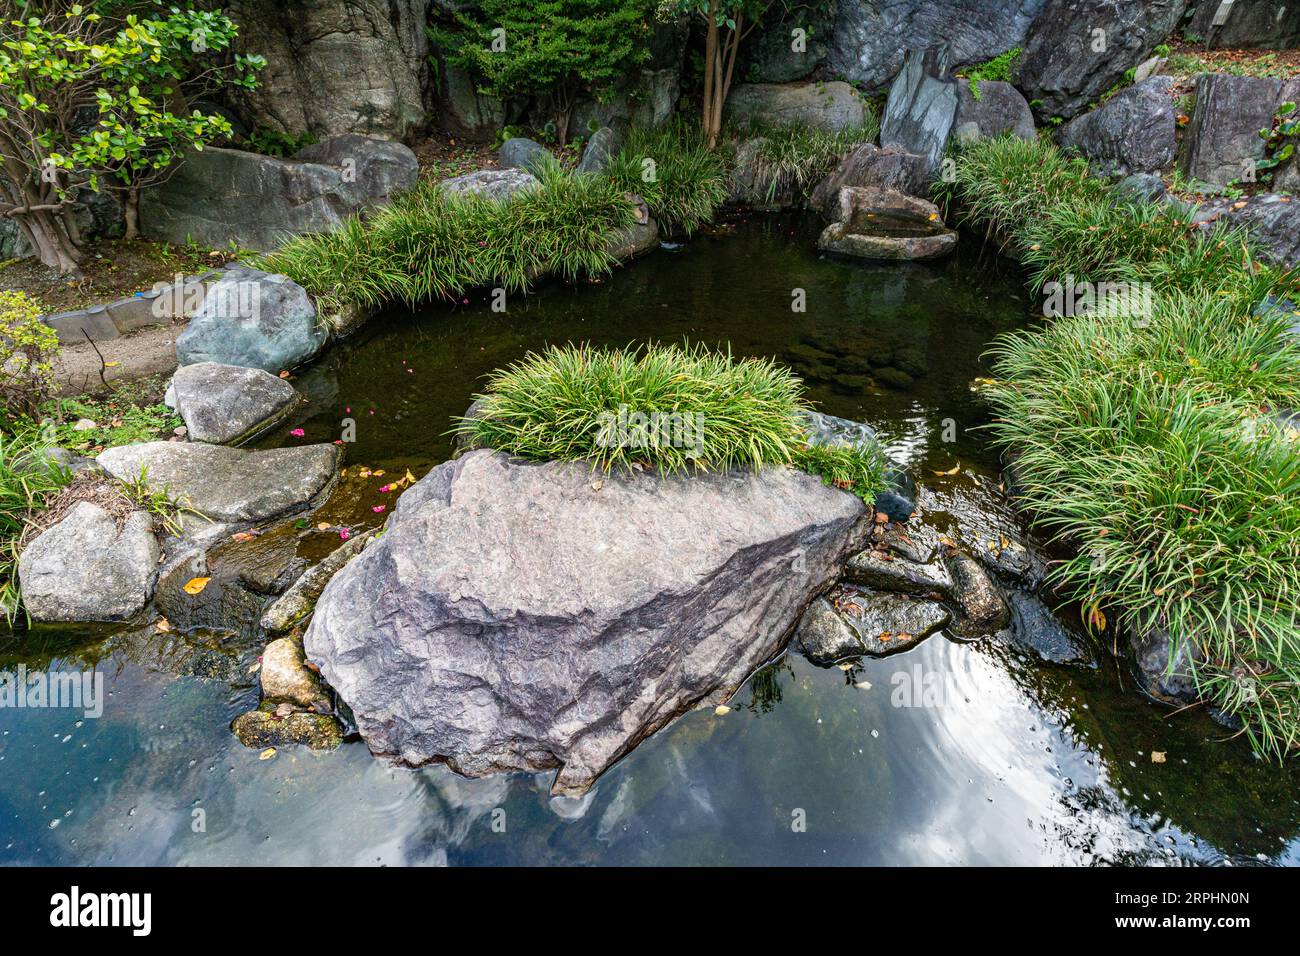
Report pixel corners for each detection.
[290,428,305,437]
[372,505,386,513]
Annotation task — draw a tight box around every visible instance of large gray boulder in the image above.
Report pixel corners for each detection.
[827,0,1045,91]
[439,168,539,202]
[498,137,550,174]
[724,81,868,132]
[96,441,340,523]
[1018,0,1189,120]
[810,144,932,215]
[228,0,429,139]
[1060,76,1178,175]
[170,361,300,444]
[304,448,869,796]
[435,61,505,142]
[141,136,418,252]
[19,502,159,622]
[951,78,1036,144]
[880,49,958,176]
[176,267,326,373]
[1182,75,1299,186]
[576,126,622,175]
[1186,0,1300,49]
[818,186,958,261]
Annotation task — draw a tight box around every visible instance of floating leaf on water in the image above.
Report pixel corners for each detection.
[182,577,210,595]
[714,705,730,716]
[1151,751,1167,764]
[932,464,961,477]
[854,680,872,691]
[259,748,277,760]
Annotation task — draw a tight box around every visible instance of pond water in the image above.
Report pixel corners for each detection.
[3,215,1298,866]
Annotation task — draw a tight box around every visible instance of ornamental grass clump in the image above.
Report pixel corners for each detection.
[0,429,71,623]
[949,134,1300,756]
[455,343,888,501]
[604,122,730,235]
[743,119,880,204]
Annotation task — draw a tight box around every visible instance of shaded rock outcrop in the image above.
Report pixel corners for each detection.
[1018,0,1189,120]
[304,448,869,796]
[18,503,159,623]
[1182,74,1300,186]
[724,81,868,132]
[1060,76,1178,175]
[228,0,430,140]
[1186,0,1300,49]
[141,135,418,252]
[952,79,1036,144]
[827,0,1045,91]
[880,48,958,175]
[810,144,932,216]
[1195,193,1300,268]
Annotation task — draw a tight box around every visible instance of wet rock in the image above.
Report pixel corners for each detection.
[844,547,954,598]
[1182,74,1300,186]
[1018,0,1188,121]
[440,168,539,202]
[914,481,1051,588]
[96,441,340,523]
[576,126,622,174]
[142,136,418,252]
[304,448,869,796]
[810,144,933,216]
[797,588,951,662]
[818,185,957,261]
[176,266,327,373]
[952,79,1036,144]
[997,589,1093,665]
[261,528,378,633]
[499,137,550,174]
[1130,625,1201,705]
[18,503,159,623]
[947,553,1009,635]
[724,80,867,132]
[826,0,1043,91]
[169,361,300,445]
[154,552,265,640]
[880,48,957,176]
[1059,76,1178,175]
[260,636,324,706]
[232,708,343,751]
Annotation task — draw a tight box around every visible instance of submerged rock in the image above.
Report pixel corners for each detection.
[997,589,1093,665]
[176,266,327,373]
[18,502,159,622]
[170,361,300,444]
[304,448,869,796]
[96,441,340,523]
[947,553,1010,636]
[818,186,957,261]
[797,588,951,663]
[232,708,343,751]
[1130,625,1202,705]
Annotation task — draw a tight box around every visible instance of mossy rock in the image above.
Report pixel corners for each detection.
[231,707,343,752]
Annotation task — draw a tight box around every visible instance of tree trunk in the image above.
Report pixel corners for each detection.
[124,186,140,241]
[703,6,720,149]
[14,205,83,276]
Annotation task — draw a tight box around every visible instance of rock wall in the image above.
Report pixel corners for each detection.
[1187,0,1300,48]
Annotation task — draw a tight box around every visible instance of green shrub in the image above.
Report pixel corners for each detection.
[0,290,59,420]
[950,134,1300,757]
[956,47,1022,101]
[264,156,641,325]
[605,122,731,235]
[455,342,888,500]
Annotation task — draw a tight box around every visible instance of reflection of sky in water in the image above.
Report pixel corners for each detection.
[2,216,1296,866]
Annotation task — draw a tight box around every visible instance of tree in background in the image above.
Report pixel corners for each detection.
[0,1,263,275]
[433,0,657,147]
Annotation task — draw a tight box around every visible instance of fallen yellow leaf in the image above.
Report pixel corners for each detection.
[1151,751,1167,764]
[259,748,277,760]
[182,577,210,595]
[714,705,730,716]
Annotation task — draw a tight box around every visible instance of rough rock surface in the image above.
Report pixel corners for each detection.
[810,144,933,215]
[796,589,951,663]
[998,589,1092,665]
[827,0,1045,91]
[952,79,1036,144]
[947,553,1010,635]
[304,448,868,795]
[141,137,418,251]
[18,502,159,622]
[739,1,838,82]
[880,49,958,175]
[440,168,539,202]
[1018,0,1189,120]
[1186,0,1300,49]
[1059,76,1177,174]
[724,81,867,132]
[844,547,954,598]
[576,127,622,174]
[228,0,429,139]
[176,267,326,373]
[260,637,326,707]
[498,137,550,174]
[818,186,957,261]
[96,441,339,523]
[232,709,343,751]
[170,362,300,444]
[436,62,505,141]
[1182,75,1300,186]
[1196,194,1300,269]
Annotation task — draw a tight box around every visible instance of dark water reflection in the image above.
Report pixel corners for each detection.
[2,215,1297,865]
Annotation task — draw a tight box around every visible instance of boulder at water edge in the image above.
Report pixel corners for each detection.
[170,361,300,444]
[19,502,160,622]
[304,448,870,795]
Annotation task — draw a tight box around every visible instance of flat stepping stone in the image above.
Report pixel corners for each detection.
[96,441,340,523]
[170,361,300,444]
[844,547,954,599]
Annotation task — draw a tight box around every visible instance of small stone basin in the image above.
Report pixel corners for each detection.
[817,185,958,261]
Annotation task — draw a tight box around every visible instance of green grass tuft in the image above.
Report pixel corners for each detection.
[605,121,731,235]
[0,430,72,624]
